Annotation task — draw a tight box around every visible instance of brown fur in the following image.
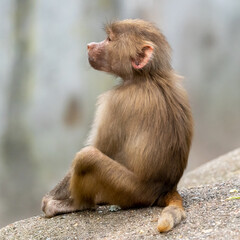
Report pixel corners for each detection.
[42,19,193,233]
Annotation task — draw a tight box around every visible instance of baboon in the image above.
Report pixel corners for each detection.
[42,19,193,233]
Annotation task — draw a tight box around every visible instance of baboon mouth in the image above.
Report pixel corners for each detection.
[88,57,97,68]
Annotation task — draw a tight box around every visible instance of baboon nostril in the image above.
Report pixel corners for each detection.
[87,42,96,51]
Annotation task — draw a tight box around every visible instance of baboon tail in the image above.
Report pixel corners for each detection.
[157,190,186,233]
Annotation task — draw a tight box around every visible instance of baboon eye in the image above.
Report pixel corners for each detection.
[107,36,112,42]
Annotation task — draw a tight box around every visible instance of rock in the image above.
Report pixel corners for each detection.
[179,148,240,188]
[0,148,240,240]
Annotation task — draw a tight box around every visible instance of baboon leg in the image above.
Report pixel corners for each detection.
[70,146,158,209]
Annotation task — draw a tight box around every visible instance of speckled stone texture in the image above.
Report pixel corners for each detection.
[179,148,240,188]
[0,149,240,240]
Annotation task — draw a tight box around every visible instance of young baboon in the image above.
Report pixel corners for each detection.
[42,19,193,233]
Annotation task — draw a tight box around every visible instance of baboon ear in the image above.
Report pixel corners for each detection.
[131,45,154,69]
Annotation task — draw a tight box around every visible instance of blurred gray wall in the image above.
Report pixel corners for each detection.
[0,0,239,227]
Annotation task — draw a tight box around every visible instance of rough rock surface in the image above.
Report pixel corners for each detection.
[179,148,240,188]
[0,149,240,240]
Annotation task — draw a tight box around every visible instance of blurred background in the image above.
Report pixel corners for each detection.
[0,0,239,228]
